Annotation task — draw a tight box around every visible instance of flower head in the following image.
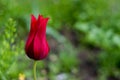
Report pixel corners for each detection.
[25,14,50,60]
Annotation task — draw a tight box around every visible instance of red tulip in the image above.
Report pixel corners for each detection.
[25,14,50,60]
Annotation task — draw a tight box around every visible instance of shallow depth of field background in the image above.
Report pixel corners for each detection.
[0,0,120,80]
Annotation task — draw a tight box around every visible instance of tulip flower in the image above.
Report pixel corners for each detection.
[25,14,50,80]
[25,14,50,60]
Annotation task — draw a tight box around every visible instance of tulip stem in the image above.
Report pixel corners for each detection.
[33,61,37,80]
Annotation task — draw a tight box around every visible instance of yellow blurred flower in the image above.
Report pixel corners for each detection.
[19,73,25,80]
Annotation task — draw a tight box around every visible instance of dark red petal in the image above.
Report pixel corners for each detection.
[46,40,50,53]
[34,17,49,60]
[25,40,34,59]
[38,18,49,37]
[37,15,44,30]
[25,15,37,59]
[40,40,50,60]
[25,15,37,52]
[42,18,49,32]
[33,31,50,60]
[33,33,45,60]
[31,14,37,31]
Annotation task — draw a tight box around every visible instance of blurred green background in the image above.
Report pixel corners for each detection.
[0,0,120,80]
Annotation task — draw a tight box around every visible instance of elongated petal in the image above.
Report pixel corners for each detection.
[25,15,37,52]
[38,18,49,37]
[33,17,49,60]
[33,33,43,60]
[31,14,37,31]
[37,15,44,30]
[25,15,36,49]
[40,40,50,59]
[25,40,34,59]
[41,18,49,33]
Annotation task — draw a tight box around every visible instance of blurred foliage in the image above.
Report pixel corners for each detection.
[0,18,22,79]
[0,0,120,80]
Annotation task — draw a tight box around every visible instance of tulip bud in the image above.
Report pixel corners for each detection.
[25,14,50,60]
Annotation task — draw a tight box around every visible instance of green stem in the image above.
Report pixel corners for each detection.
[33,61,37,80]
